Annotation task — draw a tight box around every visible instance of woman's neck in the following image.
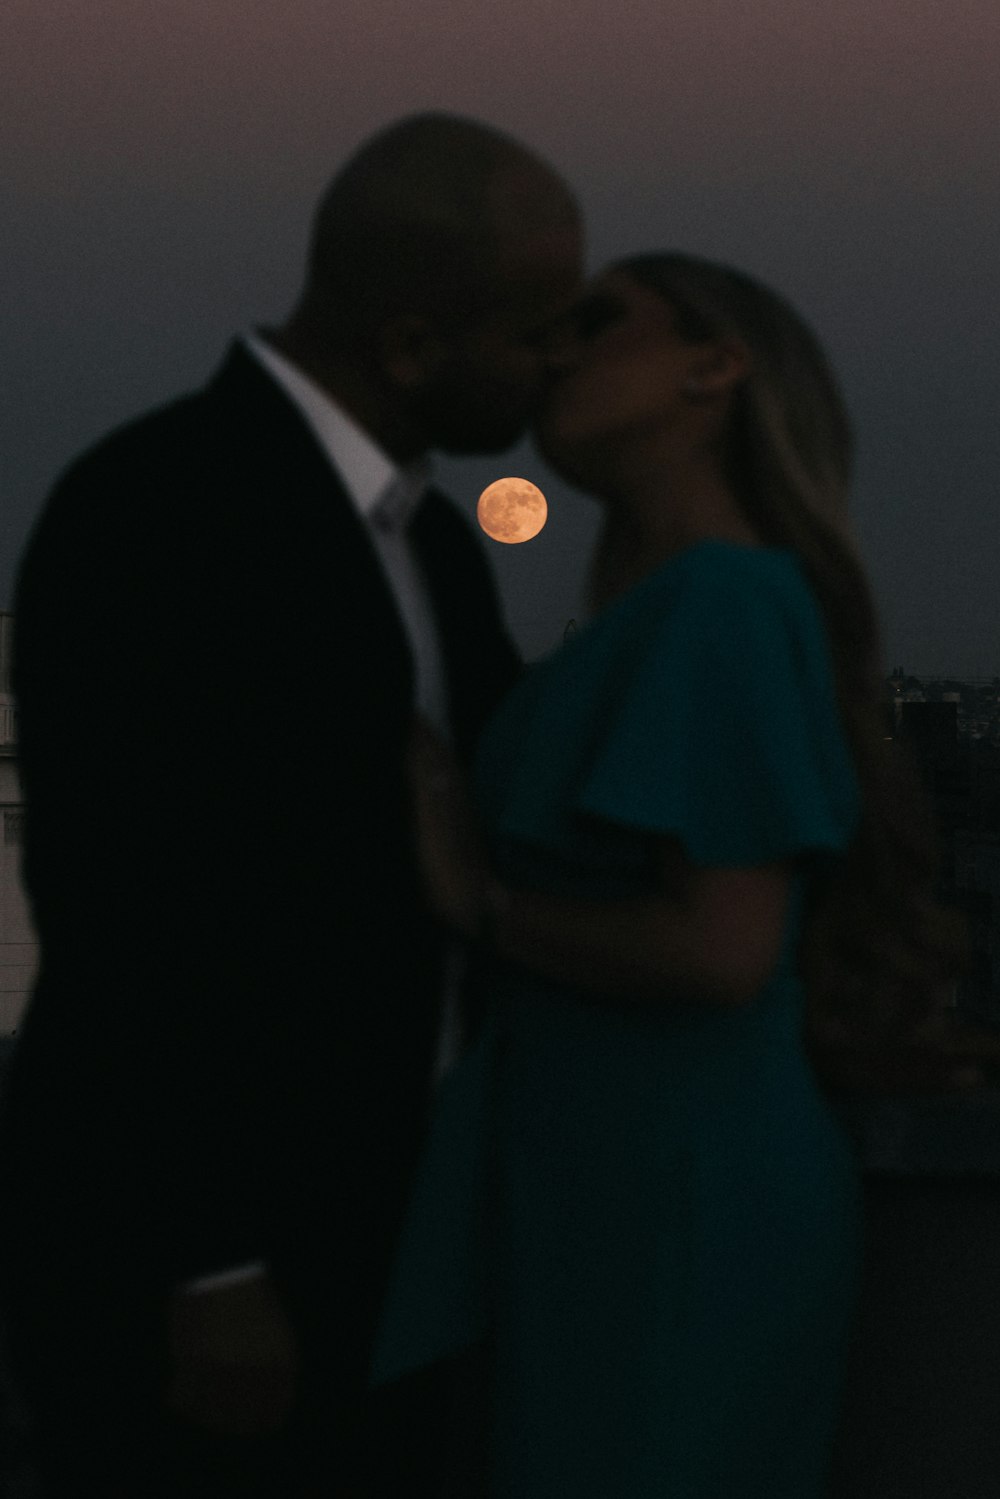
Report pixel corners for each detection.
[587,467,763,612]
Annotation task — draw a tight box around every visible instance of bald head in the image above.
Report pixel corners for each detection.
[300,113,580,335]
[274,114,583,459]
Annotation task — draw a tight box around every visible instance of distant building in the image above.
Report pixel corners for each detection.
[885,696,980,1013]
[953,831,1000,1025]
[0,614,38,1035]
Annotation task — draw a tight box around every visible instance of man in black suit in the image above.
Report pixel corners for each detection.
[0,113,583,1496]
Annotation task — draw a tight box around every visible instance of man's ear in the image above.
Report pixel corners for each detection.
[379,315,446,389]
[682,337,752,400]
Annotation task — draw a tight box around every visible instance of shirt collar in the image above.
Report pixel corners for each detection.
[243,332,432,530]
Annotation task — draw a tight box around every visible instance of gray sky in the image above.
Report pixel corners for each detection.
[3,0,998,669]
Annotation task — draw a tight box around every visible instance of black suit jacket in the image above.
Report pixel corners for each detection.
[1,345,519,1373]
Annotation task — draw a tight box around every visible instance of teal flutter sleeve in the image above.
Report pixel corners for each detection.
[578,551,860,868]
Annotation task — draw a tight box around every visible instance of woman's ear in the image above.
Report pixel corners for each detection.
[682,337,751,400]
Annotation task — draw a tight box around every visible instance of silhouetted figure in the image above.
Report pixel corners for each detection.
[0,113,582,1498]
[374,254,968,1496]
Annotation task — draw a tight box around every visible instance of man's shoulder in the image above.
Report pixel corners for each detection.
[55,345,268,494]
[30,345,332,562]
[62,391,207,488]
[16,348,292,601]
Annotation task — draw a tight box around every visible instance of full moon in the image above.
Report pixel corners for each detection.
[476,478,548,544]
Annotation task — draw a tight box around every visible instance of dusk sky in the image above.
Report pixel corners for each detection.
[3,0,998,670]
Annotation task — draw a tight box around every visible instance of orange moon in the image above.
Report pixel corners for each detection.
[476,478,548,544]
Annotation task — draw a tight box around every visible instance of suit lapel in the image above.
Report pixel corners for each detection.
[408,489,469,730]
[205,343,417,696]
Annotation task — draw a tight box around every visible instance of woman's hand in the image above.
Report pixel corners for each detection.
[406,717,490,940]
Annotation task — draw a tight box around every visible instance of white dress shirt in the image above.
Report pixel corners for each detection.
[184,335,464,1294]
[245,333,452,738]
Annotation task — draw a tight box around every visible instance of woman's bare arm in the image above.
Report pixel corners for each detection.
[481,844,793,1008]
[408,719,792,1008]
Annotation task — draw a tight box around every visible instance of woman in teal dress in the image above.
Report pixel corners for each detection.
[371,255,966,1495]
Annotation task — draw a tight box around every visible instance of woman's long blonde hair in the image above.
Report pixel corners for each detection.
[617,252,968,1040]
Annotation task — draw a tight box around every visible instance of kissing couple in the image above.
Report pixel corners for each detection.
[2,113,969,1498]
